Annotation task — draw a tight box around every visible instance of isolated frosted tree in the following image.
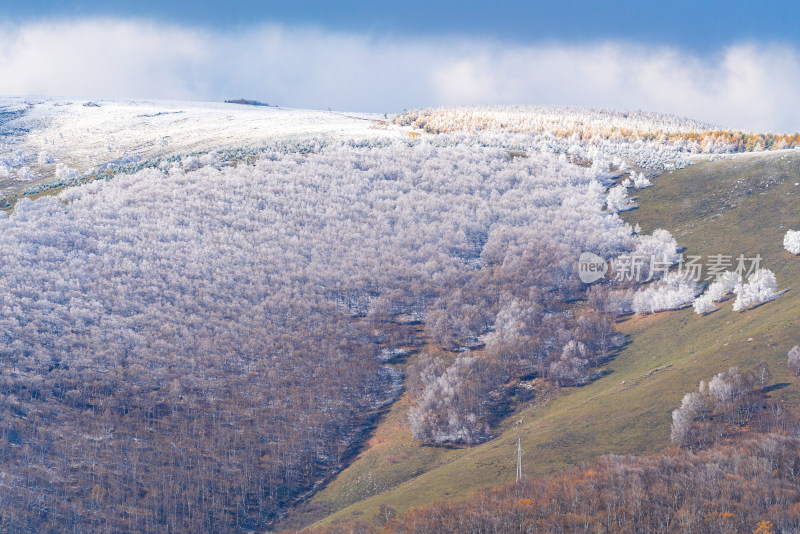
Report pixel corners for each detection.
[671,391,708,447]
[784,230,800,255]
[788,346,800,376]
[753,360,772,390]
[424,308,456,350]
[670,402,694,447]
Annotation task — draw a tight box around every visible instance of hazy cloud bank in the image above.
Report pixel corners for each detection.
[1,19,798,132]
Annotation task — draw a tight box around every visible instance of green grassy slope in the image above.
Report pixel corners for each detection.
[295,150,800,530]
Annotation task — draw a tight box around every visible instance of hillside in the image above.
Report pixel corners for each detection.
[294,149,800,531]
[1,100,799,533]
[0,97,403,203]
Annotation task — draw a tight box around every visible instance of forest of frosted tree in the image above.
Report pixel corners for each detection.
[0,104,791,532]
[394,107,800,161]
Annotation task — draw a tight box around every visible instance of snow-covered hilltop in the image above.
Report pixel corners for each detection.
[397,105,717,135]
[395,106,800,163]
[4,99,799,204]
[0,97,405,197]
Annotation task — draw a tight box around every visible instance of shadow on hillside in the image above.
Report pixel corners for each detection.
[763,382,791,394]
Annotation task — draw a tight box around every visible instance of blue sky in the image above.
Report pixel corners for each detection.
[6,0,799,50]
[2,1,800,131]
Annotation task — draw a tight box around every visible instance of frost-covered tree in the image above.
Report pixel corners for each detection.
[588,285,635,317]
[606,184,634,212]
[708,368,752,406]
[788,346,800,376]
[693,271,741,314]
[630,228,680,281]
[632,272,698,314]
[753,360,772,390]
[408,354,500,444]
[784,230,800,255]
[671,391,708,447]
[15,166,35,180]
[692,294,717,315]
[54,163,77,180]
[705,271,742,301]
[632,171,652,188]
[549,340,590,386]
[1,107,720,527]
[672,366,762,448]
[708,373,735,406]
[0,136,648,528]
[37,151,55,164]
[732,269,780,311]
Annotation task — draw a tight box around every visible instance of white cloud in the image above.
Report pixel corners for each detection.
[1,18,799,132]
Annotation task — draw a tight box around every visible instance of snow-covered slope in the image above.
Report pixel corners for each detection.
[0,97,406,196]
[395,106,800,168]
[5,98,797,203]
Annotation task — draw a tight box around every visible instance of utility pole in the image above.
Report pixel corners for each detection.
[516,437,523,482]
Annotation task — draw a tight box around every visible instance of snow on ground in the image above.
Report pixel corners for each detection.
[0,97,407,196]
[4,98,798,205]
